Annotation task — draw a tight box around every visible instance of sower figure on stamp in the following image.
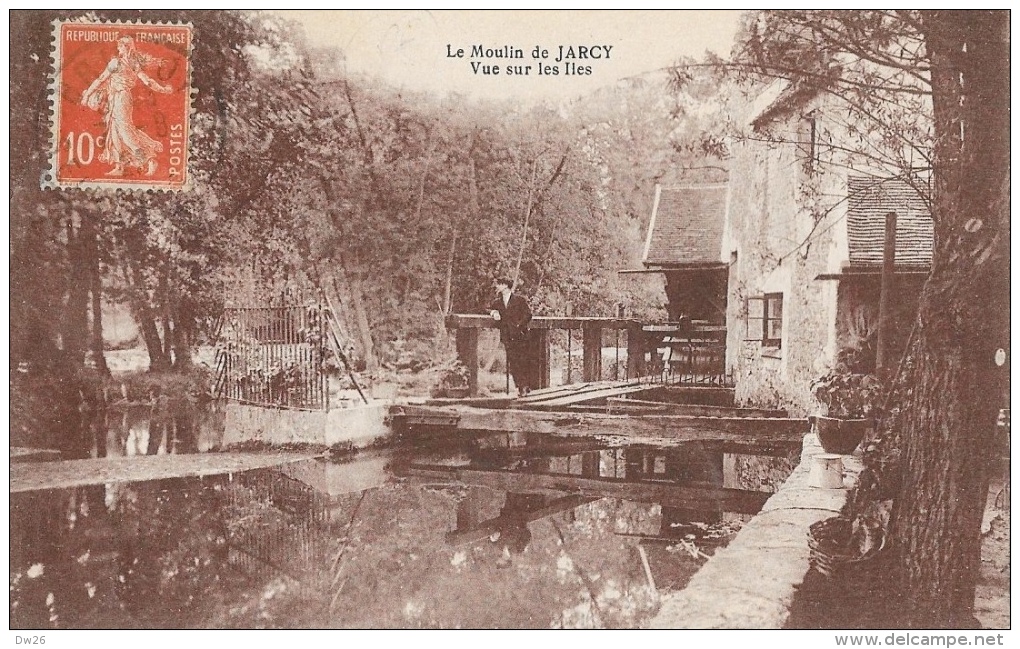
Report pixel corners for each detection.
[489,277,536,397]
[80,37,172,177]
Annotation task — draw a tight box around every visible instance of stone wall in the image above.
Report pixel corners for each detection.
[649,433,863,629]
[724,97,849,416]
[222,402,390,448]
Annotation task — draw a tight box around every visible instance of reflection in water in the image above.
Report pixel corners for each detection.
[10,434,798,629]
[83,401,224,461]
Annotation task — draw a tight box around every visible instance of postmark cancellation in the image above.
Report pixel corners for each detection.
[47,19,193,190]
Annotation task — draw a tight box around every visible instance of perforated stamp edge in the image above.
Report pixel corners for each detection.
[43,17,196,192]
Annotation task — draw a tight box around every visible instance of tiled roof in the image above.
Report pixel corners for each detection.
[846,176,933,267]
[643,184,727,266]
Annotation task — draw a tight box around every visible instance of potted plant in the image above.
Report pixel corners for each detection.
[810,362,882,454]
[432,360,471,398]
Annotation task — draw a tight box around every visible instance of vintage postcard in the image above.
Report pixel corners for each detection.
[8,9,1010,637]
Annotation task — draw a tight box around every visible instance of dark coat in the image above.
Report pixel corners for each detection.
[490,293,532,345]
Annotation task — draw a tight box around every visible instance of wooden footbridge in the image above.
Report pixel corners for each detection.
[389,313,809,445]
[389,380,807,446]
[445,313,731,396]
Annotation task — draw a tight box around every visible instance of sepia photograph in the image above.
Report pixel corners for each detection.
[7,8,1011,637]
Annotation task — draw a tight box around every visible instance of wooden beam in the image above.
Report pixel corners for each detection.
[603,397,787,418]
[627,323,647,379]
[876,210,897,379]
[533,328,551,389]
[467,438,612,459]
[424,396,514,409]
[638,385,735,407]
[515,380,616,401]
[398,465,771,514]
[582,323,603,382]
[391,405,808,444]
[446,314,639,331]
[455,327,480,396]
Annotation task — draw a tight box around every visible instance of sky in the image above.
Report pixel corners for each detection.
[275,10,744,104]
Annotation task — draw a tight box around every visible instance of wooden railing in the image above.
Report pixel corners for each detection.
[445,314,648,396]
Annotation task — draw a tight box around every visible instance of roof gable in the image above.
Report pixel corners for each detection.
[846,176,933,267]
[643,184,728,266]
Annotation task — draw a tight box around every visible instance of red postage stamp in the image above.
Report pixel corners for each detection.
[48,19,193,190]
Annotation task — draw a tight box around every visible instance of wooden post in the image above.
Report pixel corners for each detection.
[876,211,897,378]
[582,323,603,382]
[455,328,480,396]
[581,451,600,478]
[533,329,551,389]
[627,323,646,379]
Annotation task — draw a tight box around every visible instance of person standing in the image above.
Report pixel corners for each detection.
[489,277,535,397]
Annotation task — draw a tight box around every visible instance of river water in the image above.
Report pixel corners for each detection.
[10,425,798,629]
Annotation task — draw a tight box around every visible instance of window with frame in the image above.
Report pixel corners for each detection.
[746,293,784,348]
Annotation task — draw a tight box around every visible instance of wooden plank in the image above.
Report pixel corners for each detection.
[10,452,322,494]
[399,465,771,514]
[638,385,736,407]
[604,397,787,418]
[443,494,595,545]
[619,532,730,548]
[424,396,514,409]
[516,380,611,400]
[520,383,657,408]
[397,405,808,444]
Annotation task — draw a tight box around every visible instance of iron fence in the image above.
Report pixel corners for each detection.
[641,327,733,387]
[657,338,732,386]
[214,305,331,410]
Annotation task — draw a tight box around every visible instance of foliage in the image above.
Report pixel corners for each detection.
[10,362,87,452]
[12,9,680,393]
[434,360,471,391]
[811,364,882,419]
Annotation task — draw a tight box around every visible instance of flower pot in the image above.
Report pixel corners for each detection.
[812,415,871,455]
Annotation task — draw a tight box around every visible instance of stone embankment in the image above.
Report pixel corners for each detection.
[649,433,862,628]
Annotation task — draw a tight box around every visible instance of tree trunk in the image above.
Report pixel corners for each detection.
[348,276,377,371]
[124,261,171,372]
[889,11,1010,628]
[138,314,171,372]
[159,266,174,362]
[89,259,111,377]
[443,231,457,316]
[85,214,110,377]
[172,308,193,371]
[328,266,377,372]
[62,218,89,366]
